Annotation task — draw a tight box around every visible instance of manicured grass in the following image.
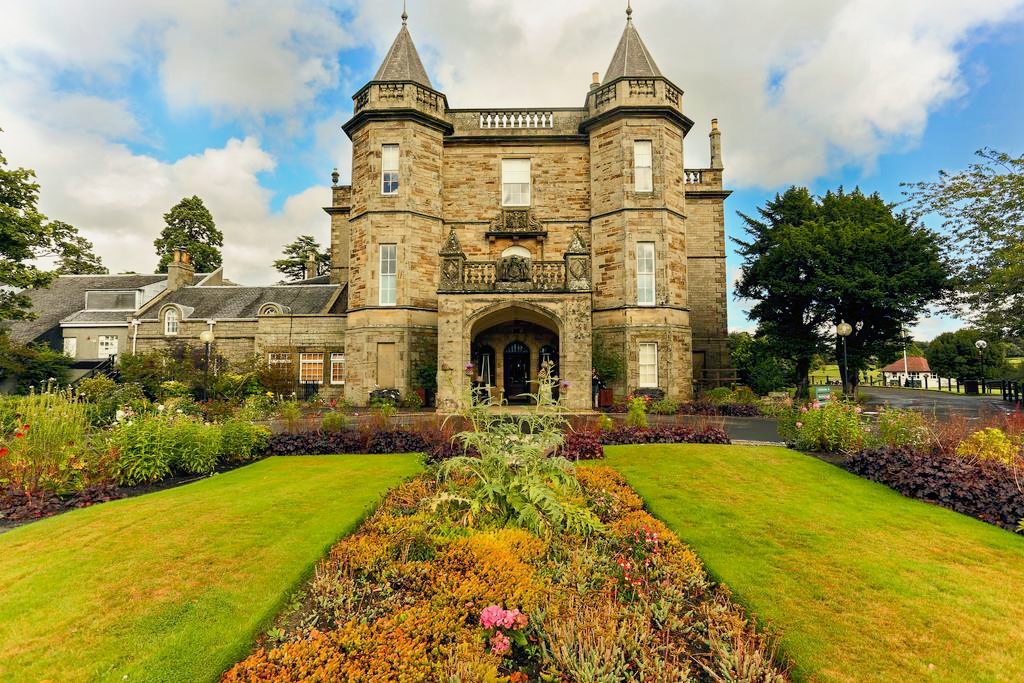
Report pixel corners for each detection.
[0,455,421,683]
[599,445,1024,683]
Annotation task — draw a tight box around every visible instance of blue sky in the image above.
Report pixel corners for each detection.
[1,0,1022,339]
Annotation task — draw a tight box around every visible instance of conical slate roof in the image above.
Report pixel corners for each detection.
[602,14,662,84]
[373,24,433,89]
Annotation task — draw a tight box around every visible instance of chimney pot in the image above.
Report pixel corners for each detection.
[591,72,600,90]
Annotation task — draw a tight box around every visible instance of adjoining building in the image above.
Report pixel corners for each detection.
[327,6,731,410]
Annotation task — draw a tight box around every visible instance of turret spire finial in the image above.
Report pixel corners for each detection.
[626,0,632,21]
[402,0,408,25]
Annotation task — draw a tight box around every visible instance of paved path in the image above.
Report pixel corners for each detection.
[859,386,1010,417]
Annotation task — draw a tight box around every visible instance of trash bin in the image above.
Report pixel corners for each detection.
[963,380,979,395]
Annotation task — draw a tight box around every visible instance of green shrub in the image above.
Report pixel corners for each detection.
[0,339,72,393]
[703,387,734,405]
[238,393,278,421]
[649,398,679,415]
[793,401,865,453]
[597,414,614,432]
[399,392,424,410]
[626,395,648,428]
[956,428,1019,465]
[873,408,931,450]
[112,413,223,485]
[322,411,352,433]
[159,380,191,398]
[77,376,149,426]
[219,419,270,463]
[731,386,759,405]
[277,400,303,434]
[0,387,107,496]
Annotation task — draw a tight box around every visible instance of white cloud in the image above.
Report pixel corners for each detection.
[1,0,1022,289]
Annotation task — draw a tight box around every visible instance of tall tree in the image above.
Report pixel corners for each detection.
[51,221,108,274]
[273,235,330,281]
[154,195,223,273]
[926,328,1006,380]
[734,187,828,396]
[0,136,106,320]
[904,148,1024,335]
[736,186,951,395]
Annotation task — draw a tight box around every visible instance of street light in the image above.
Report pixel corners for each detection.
[975,339,988,395]
[836,321,853,395]
[199,329,215,401]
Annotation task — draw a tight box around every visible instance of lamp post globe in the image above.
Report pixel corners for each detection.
[836,321,853,395]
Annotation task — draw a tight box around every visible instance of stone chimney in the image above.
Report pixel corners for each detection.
[166,246,195,292]
[305,251,319,280]
[590,71,600,90]
[709,118,723,170]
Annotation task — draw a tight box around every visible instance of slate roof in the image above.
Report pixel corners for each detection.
[4,274,168,344]
[373,24,433,88]
[140,285,342,320]
[61,310,133,325]
[879,356,932,374]
[603,15,663,84]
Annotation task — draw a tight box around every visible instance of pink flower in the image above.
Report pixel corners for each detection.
[854,406,863,414]
[795,421,803,429]
[811,400,822,409]
[480,605,504,630]
[490,630,511,654]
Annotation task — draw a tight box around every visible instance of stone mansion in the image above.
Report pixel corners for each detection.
[11,7,730,410]
[330,7,730,410]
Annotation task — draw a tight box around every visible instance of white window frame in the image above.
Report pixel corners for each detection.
[634,140,653,192]
[639,342,659,388]
[381,144,399,195]
[330,352,346,385]
[379,244,397,306]
[268,352,292,365]
[164,308,179,336]
[637,241,656,306]
[63,337,78,358]
[299,353,324,384]
[98,335,119,358]
[501,158,531,207]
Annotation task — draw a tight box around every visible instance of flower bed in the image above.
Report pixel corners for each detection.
[845,447,1024,532]
[222,468,789,682]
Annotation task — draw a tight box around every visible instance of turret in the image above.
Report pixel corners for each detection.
[710,118,723,170]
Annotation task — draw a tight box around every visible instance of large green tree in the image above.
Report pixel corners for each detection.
[51,221,108,274]
[154,195,223,273]
[736,187,951,395]
[904,148,1024,335]
[273,235,330,281]
[0,137,105,320]
[926,328,1006,380]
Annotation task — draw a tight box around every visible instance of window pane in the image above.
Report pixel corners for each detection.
[331,353,345,384]
[380,244,397,306]
[639,343,658,387]
[634,141,653,192]
[637,242,655,305]
[501,159,531,206]
[382,144,399,194]
[299,353,324,384]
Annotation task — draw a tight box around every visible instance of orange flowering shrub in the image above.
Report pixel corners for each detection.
[575,465,644,522]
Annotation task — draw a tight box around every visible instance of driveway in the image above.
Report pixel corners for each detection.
[859,386,1011,417]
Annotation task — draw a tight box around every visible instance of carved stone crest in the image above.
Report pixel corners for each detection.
[496,255,532,283]
[486,209,546,238]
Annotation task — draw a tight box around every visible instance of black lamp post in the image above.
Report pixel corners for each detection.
[975,339,988,395]
[836,321,853,395]
[200,329,215,401]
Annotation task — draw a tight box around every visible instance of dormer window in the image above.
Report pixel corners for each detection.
[259,303,282,316]
[381,144,399,195]
[164,308,179,336]
[501,158,531,206]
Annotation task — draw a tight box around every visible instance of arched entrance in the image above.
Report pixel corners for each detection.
[466,302,561,406]
[504,341,531,402]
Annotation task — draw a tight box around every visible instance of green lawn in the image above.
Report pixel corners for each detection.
[0,454,420,683]
[600,445,1024,683]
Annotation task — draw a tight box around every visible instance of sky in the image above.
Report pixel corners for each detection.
[1,0,1023,340]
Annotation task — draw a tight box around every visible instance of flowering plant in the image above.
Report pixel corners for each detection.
[479,604,529,655]
[613,525,662,601]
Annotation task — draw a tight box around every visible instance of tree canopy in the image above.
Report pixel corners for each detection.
[0,138,107,321]
[735,186,951,394]
[273,235,330,281]
[904,148,1024,335]
[154,195,223,273]
[925,328,1006,380]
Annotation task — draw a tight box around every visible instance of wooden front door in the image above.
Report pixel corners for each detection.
[504,341,531,403]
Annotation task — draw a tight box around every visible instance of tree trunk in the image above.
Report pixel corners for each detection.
[795,357,812,399]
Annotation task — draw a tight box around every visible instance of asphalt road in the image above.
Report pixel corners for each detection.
[858,386,1013,417]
